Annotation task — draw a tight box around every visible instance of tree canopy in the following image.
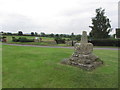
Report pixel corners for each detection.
[31,32,34,36]
[89,8,112,39]
[18,31,23,35]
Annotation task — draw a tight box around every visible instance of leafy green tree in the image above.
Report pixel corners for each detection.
[18,31,23,35]
[40,32,46,37]
[71,33,74,37]
[49,33,54,37]
[71,32,74,46]
[6,32,12,35]
[89,8,112,39]
[55,34,59,37]
[60,34,63,37]
[31,32,34,36]
[35,32,38,36]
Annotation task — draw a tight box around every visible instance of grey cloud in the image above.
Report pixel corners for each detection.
[54,18,91,34]
[0,13,42,33]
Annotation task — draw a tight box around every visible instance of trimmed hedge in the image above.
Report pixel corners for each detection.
[88,39,120,47]
[12,37,34,42]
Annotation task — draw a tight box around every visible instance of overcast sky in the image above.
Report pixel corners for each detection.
[0,0,119,34]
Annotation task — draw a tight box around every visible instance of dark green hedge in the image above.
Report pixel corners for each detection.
[88,39,120,47]
[12,37,34,42]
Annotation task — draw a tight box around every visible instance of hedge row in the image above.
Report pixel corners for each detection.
[88,39,120,47]
[12,37,34,42]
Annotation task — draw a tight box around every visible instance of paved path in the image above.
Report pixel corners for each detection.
[2,43,119,50]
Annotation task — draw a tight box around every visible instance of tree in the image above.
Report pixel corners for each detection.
[59,34,63,37]
[89,8,112,39]
[55,34,59,37]
[31,32,34,36]
[0,31,3,34]
[7,32,12,35]
[35,32,38,36]
[49,33,54,37]
[18,31,23,35]
[71,32,74,46]
[40,32,46,37]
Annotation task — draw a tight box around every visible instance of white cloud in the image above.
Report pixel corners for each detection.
[0,0,119,34]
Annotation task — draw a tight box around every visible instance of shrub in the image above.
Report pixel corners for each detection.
[2,36,6,38]
[12,37,19,42]
[54,37,65,44]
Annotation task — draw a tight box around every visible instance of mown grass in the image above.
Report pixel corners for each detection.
[2,45,118,88]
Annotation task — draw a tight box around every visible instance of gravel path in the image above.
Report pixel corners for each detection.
[2,43,119,50]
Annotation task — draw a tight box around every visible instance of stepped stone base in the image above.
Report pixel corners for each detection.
[61,44,103,70]
[61,57,103,70]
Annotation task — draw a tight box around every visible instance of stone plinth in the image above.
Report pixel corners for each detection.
[61,31,103,70]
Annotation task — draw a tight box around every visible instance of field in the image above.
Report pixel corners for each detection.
[2,35,118,48]
[2,45,118,88]
[4,35,55,42]
[3,35,59,46]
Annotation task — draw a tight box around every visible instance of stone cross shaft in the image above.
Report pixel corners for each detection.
[80,31,88,43]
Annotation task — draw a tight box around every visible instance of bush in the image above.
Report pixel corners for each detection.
[88,39,120,47]
[12,37,19,42]
[54,37,65,44]
[12,37,34,42]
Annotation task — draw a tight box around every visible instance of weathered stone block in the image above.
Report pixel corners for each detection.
[61,31,103,70]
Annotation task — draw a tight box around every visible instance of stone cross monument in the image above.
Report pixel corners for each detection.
[61,31,103,70]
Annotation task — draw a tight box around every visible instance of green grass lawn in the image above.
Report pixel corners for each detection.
[2,45,118,88]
